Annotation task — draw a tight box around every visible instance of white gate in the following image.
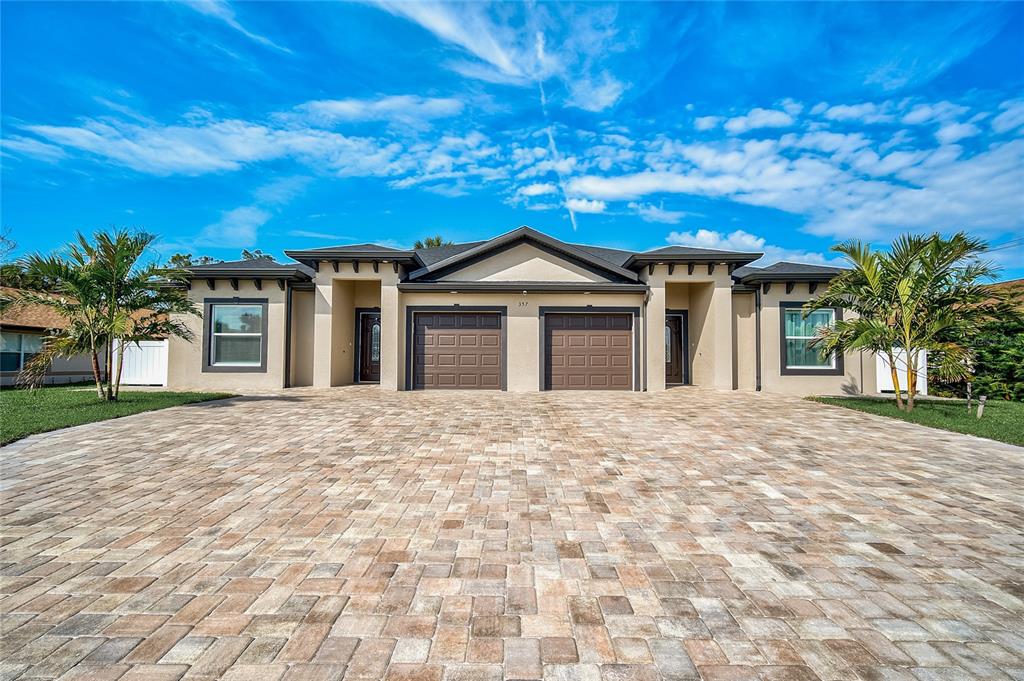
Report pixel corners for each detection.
[876,349,927,395]
[117,340,168,386]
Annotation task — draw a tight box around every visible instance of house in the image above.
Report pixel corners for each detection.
[0,287,96,386]
[168,226,881,394]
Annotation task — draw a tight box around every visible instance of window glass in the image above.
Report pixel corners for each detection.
[213,336,262,365]
[22,335,42,353]
[0,333,21,353]
[213,305,263,334]
[210,304,263,366]
[784,308,834,369]
[370,321,381,362]
[664,325,671,363]
[1,333,24,371]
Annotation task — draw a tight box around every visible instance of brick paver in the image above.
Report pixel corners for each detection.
[2,387,1023,679]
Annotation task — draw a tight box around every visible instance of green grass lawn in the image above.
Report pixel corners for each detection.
[810,396,1024,447]
[1,385,235,446]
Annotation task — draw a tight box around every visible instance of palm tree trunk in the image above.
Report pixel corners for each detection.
[906,352,918,411]
[113,339,125,400]
[887,352,905,411]
[105,336,115,401]
[90,350,106,399]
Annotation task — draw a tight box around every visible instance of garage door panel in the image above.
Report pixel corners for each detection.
[414,312,503,390]
[545,313,632,391]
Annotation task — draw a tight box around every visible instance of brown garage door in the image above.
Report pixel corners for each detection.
[545,313,632,390]
[413,312,502,389]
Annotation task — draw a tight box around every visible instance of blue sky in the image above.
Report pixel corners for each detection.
[2,1,1023,278]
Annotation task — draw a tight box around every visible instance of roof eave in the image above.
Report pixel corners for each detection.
[738,272,841,285]
[184,268,312,281]
[623,251,763,268]
[397,281,649,293]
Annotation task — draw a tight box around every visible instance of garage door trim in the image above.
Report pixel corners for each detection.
[539,306,641,391]
[405,306,508,390]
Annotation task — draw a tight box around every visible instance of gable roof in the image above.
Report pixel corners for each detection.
[405,226,641,283]
[733,261,847,284]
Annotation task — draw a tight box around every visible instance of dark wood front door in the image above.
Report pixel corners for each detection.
[358,312,381,383]
[666,315,685,385]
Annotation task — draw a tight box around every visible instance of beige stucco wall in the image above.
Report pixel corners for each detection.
[732,292,757,391]
[643,265,734,391]
[290,289,314,387]
[759,282,877,395]
[311,263,394,389]
[167,280,287,391]
[398,291,645,391]
[442,244,607,283]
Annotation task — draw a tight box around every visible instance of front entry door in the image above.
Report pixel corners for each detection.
[358,312,381,383]
[665,315,686,385]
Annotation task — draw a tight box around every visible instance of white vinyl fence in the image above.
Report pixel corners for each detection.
[876,349,928,395]
[115,339,168,386]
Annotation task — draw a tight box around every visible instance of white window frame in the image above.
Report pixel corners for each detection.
[780,304,842,376]
[782,307,831,368]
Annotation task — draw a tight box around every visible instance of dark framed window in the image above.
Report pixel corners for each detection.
[1,332,42,371]
[779,302,844,376]
[202,298,269,373]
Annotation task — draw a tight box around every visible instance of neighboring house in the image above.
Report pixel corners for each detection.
[168,226,882,394]
[0,287,96,386]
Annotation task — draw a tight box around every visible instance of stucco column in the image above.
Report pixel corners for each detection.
[312,279,333,388]
[709,281,734,389]
[380,282,400,390]
[645,283,666,392]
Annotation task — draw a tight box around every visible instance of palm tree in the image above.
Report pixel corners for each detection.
[413,235,453,249]
[807,232,1004,411]
[17,230,198,400]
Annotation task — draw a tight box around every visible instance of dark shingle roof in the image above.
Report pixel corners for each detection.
[734,261,847,283]
[413,241,485,266]
[187,258,314,279]
[285,243,405,254]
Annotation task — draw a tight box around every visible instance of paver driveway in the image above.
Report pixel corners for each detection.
[2,387,1023,681]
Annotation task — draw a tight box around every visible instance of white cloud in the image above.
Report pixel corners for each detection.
[779,98,804,116]
[518,182,558,197]
[992,99,1024,133]
[901,101,968,125]
[694,116,721,131]
[821,102,893,123]
[724,108,794,134]
[287,230,352,240]
[935,122,980,144]
[297,96,464,126]
[567,108,1024,243]
[565,197,606,213]
[369,1,629,112]
[568,72,627,113]
[666,229,838,266]
[195,206,270,248]
[0,135,66,162]
[628,201,685,224]
[182,0,290,53]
